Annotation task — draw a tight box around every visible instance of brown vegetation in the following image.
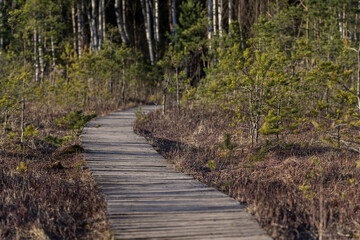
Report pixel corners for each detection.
[134,106,360,240]
[0,102,138,239]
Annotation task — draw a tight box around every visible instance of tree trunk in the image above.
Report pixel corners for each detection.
[218,0,223,38]
[49,10,56,69]
[154,0,160,43]
[98,0,104,50]
[77,2,82,57]
[171,0,176,38]
[228,0,232,38]
[208,0,213,41]
[91,0,98,52]
[115,0,129,45]
[122,59,126,102]
[238,0,244,49]
[85,0,94,50]
[38,30,44,82]
[122,0,130,41]
[343,4,347,39]
[140,0,155,65]
[213,0,217,37]
[20,98,25,143]
[176,67,179,110]
[102,0,105,41]
[168,0,172,37]
[71,2,77,55]
[34,28,39,82]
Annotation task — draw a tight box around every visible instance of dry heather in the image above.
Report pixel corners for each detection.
[134,106,360,240]
[0,102,133,239]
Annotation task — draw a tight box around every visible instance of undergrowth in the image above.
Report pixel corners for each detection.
[0,102,139,239]
[134,106,360,240]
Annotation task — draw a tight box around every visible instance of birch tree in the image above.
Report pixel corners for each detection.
[218,0,222,38]
[77,2,82,57]
[34,28,39,82]
[171,0,176,38]
[154,0,160,43]
[71,2,77,55]
[91,0,98,51]
[213,0,217,37]
[140,0,155,65]
[98,0,104,49]
[38,29,44,81]
[228,0,232,38]
[208,0,213,41]
[115,0,129,45]
[122,0,129,41]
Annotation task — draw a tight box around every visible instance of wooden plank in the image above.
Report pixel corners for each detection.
[82,106,271,240]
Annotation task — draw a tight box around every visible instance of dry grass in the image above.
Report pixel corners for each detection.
[134,106,360,240]
[0,102,141,239]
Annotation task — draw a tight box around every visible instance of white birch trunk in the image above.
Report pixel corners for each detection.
[102,0,105,40]
[77,2,82,57]
[38,30,44,82]
[339,12,343,38]
[155,0,160,43]
[115,0,129,44]
[71,3,77,55]
[171,0,176,38]
[85,0,94,50]
[98,0,104,50]
[140,0,155,65]
[228,0,232,38]
[122,0,130,41]
[208,0,213,40]
[213,0,217,37]
[34,28,39,82]
[218,0,223,38]
[91,0,98,52]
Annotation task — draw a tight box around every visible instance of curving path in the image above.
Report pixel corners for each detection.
[82,106,271,240]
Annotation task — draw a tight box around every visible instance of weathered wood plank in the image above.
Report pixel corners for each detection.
[82,106,271,239]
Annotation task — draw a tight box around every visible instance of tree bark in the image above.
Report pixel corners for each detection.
[208,0,213,40]
[34,28,39,82]
[343,4,347,39]
[71,2,77,54]
[102,0,105,40]
[213,0,217,37]
[228,0,232,38]
[91,0,98,52]
[115,0,129,45]
[218,0,223,38]
[98,0,104,50]
[38,30,44,82]
[140,0,155,65]
[238,0,244,49]
[154,0,160,43]
[85,0,94,50]
[176,67,180,111]
[122,0,130,41]
[171,0,176,38]
[77,2,82,57]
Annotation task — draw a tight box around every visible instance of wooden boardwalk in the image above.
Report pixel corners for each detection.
[82,106,271,240]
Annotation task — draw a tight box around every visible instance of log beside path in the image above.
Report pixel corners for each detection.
[82,106,271,240]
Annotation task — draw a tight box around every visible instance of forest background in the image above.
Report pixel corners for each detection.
[1,0,360,239]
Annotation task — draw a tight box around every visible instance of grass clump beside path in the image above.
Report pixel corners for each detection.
[134,106,360,240]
